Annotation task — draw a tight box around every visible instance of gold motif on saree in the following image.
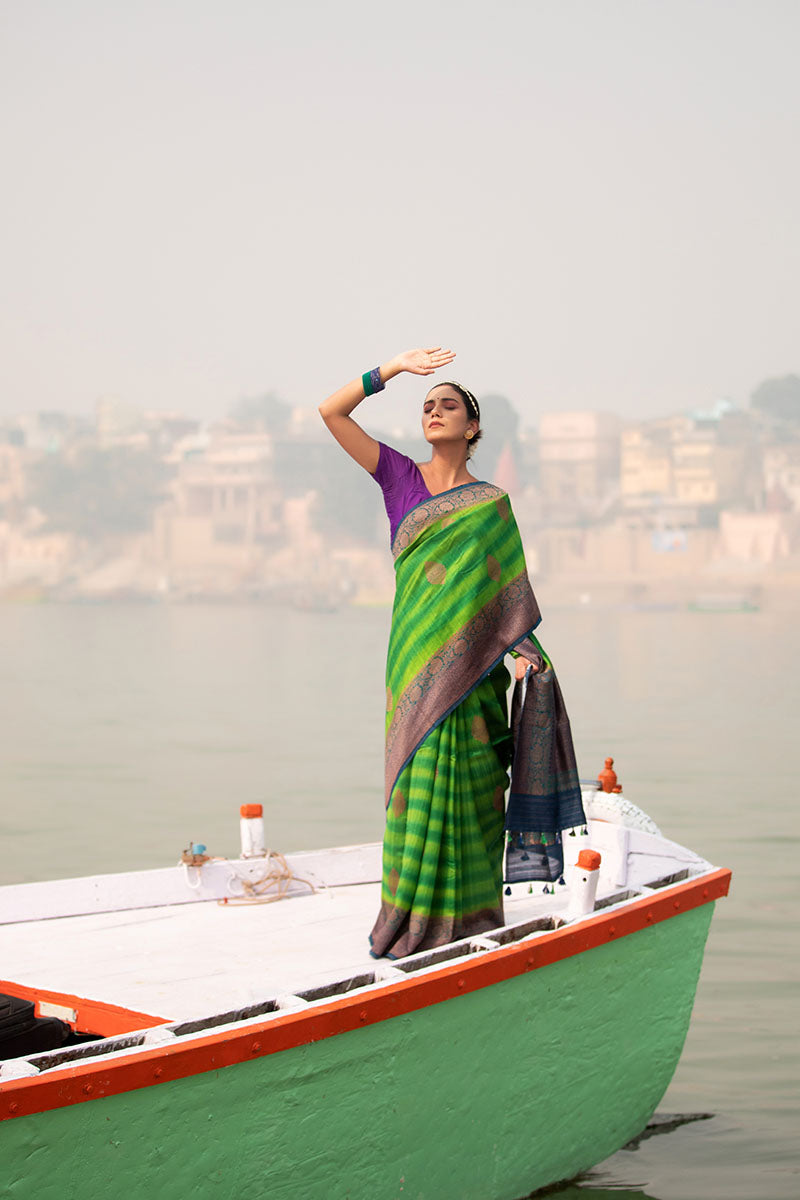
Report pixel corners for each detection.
[424,561,447,585]
[471,715,490,744]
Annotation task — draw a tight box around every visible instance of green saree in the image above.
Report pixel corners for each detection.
[370,482,581,960]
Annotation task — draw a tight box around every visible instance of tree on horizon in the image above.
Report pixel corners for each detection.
[750,374,800,424]
[27,446,170,542]
[228,391,291,433]
[475,392,521,483]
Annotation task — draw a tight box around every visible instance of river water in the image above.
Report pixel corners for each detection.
[1,601,797,1199]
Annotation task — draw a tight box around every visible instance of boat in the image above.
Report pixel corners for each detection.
[0,774,730,1200]
[688,589,760,613]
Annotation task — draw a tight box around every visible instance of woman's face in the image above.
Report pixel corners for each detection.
[422,385,479,446]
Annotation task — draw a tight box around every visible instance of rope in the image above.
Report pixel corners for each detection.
[218,849,317,906]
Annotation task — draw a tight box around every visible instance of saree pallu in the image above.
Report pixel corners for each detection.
[369,483,584,960]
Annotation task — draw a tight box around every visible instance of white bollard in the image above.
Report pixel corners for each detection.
[566,849,602,919]
[240,804,266,858]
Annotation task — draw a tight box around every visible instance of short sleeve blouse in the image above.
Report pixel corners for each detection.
[372,442,432,542]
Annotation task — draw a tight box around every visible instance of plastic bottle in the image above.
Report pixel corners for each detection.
[240,804,266,858]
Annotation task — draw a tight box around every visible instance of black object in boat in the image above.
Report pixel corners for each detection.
[0,992,71,1060]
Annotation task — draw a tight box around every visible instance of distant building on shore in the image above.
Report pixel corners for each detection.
[620,414,754,518]
[763,444,800,512]
[154,430,282,586]
[538,411,620,514]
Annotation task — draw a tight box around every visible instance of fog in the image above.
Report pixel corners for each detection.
[1,10,798,1194]
[1,0,798,425]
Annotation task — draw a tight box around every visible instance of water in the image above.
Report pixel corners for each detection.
[1,602,797,1199]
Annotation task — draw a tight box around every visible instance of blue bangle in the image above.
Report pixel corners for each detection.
[362,367,385,396]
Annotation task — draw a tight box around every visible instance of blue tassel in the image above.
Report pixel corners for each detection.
[558,876,566,886]
[520,852,529,861]
[582,826,588,836]
[542,885,549,894]
[569,829,576,837]
[505,886,512,895]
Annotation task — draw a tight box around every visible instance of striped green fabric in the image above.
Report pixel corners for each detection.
[385,665,511,917]
[387,496,526,725]
[370,486,541,960]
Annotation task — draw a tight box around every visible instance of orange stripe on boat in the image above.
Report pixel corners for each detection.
[0,980,168,1037]
[0,868,731,1122]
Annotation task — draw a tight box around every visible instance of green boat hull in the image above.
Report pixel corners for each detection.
[2,903,714,1200]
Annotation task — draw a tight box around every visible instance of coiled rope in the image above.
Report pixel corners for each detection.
[179,847,318,905]
[219,849,317,906]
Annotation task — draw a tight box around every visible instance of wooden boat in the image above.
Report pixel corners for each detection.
[0,783,730,1200]
[688,590,760,613]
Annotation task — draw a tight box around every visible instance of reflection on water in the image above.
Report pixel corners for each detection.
[1,604,798,1199]
[537,1187,659,1199]
[534,1187,658,1200]
[619,1111,714,1150]
[530,1112,715,1199]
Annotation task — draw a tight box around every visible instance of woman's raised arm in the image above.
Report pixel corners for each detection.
[318,347,456,473]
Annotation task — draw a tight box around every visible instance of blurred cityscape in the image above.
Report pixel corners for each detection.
[1,375,799,611]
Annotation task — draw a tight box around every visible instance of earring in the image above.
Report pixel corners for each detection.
[466,431,473,439]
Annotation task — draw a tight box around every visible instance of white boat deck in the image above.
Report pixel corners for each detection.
[0,816,711,1028]
[0,881,567,1022]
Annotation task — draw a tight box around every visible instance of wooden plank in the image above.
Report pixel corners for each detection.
[0,881,385,1020]
[0,843,383,925]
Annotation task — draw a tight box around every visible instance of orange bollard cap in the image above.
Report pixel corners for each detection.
[598,755,620,794]
[576,849,602,872]
[240,804,263,818]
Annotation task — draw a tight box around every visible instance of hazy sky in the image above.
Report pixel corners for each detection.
[1,0,797,430]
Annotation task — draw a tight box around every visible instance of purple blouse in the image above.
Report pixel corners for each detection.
[372,443,534,662]
[372,442,435,542]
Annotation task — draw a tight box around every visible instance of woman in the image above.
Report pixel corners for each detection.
[319,346,583,960]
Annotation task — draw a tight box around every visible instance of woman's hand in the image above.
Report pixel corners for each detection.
[515,655,541,680]
[318,345,455,475]
[392,347,456,377]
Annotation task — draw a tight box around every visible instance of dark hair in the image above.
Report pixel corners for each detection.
[436,380,480,422]
[428,380,483,457]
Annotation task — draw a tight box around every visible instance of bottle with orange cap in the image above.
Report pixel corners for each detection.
[240,804,266,858]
